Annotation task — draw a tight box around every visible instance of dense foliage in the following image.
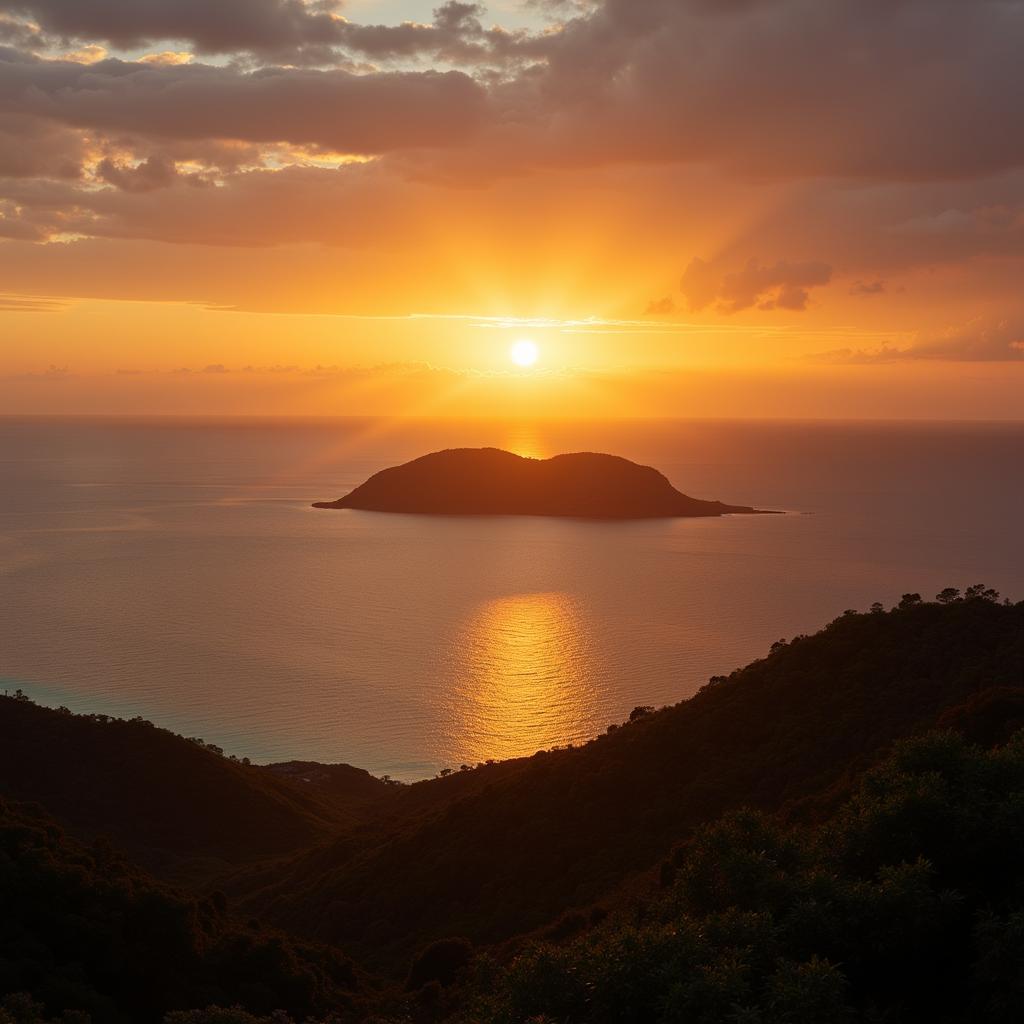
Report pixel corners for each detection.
[0,798,357,1023]
[247,592,1024,969]
[2,589,1022,1022]
[0,695,390,873]
[455,729,1024,1023]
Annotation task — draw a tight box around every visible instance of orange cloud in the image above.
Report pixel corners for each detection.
[813,316,1024,364]
[681,258,833,314]
[0,0,1023,421]
[137,51,193,66]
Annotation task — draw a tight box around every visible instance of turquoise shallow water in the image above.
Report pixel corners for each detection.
[1,417,1022,780]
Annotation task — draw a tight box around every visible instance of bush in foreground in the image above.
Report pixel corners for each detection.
[456,730,1024,1023]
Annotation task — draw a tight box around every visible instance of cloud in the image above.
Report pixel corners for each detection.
[681,257,832,313]
[0,162,421,247]
[2,0,1024,185]
[644,296,675,315]
[0,292,64,311]
[850,279,886,297]
[813,317,1024,363]
[0,0,1022,340]
[510,0,1024,181]
[899,318,1024,362]
[0,362,71,379]
[96,154,179,192]
[0,113,85,178]
[0,53,486,154]
[884,199,1024,267]
[60,43,107,63]
[0,12,43,48]
[137,51,193,66]
[0,0,348,56]
[333,2,549,66]
[0,0,544,65]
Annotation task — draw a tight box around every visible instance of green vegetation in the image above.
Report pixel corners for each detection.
[0,797,357,1024]
[0,695,392,873]
[2,587,1023,1022]
[454,730,1024,1023]
[245,588,1024,970]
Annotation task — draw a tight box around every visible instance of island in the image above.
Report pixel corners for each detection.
[312,447,773,518]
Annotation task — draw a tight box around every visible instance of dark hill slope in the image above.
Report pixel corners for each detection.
[3,594,1021,985]
[0,796,359,1024]
[244,595,1024,970]
[314,448,764,518]
[456,731,1024,1024]
[0,698,393,873]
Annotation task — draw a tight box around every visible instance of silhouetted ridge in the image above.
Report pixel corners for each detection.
[4,590,1022,1023]
[0,795,359,1023]
[240,591,1024,972]
[454,730,1024,1024]
[0,696,394,873]
[313,448,769,517]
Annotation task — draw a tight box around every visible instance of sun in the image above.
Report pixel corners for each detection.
[509,339,539,367]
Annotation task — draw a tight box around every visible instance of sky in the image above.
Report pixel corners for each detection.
[1,0,1023,418]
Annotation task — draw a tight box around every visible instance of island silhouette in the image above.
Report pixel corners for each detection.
[313,447,772,518]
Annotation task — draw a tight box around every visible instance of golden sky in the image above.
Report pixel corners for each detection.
[1,0,1023,417]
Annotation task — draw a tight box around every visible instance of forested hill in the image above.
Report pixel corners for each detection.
[243,590,1024,968]
[0,795,361,1024]
[0,695,393,873]
[453,727,1024,1024]
[1,588,1023,1022]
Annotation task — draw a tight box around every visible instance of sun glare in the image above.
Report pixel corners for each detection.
[510,339,539,367]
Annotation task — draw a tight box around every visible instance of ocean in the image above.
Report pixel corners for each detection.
[1,417,1022,780]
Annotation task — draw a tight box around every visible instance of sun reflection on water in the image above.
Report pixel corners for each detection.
[445,592,596,765]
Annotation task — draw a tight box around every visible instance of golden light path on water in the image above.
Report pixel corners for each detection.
[446,592,597,766]
[7,420,1023,780]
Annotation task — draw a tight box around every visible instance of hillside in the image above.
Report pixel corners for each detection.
[452,729,1024,1023]
[0,795,361,1024]
[313,448,765,517]
[239,591,1024,969]
[0,697,394,874]
[2,589,1022,1021]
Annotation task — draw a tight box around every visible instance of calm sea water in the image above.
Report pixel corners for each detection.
[1,417,1022,780]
